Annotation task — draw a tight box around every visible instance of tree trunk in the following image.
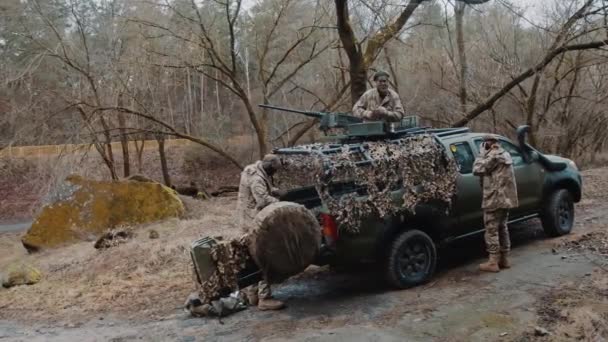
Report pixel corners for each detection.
[117,93,130,177]
[185,68,192,135]
[525,75,542,147]
[349,59,367,106]
[335,0,423,105]
[455,2,468,114]
[156,134,171,187]
[134,138,146,173]
[76,106,118,180]
[200,72,205,136]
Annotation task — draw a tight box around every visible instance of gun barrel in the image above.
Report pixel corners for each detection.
[259,104,324,119]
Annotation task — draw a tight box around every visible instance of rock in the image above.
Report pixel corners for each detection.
[22,175,184,252]
[125,174,156,183]
[534,326,550,336]
[2,263,42,288]
[149,230,160,239]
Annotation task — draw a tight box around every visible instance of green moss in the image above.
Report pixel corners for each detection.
[2,263,42,287]
[22,177,184,251]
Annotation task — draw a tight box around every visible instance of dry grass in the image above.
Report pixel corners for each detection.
[518,271,608,342]
[0,196,241,323]
[0,139,245,222]
[1,162,606,326]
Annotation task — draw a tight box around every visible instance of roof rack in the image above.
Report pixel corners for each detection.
[275,127,470,155]
[427,127,470,137]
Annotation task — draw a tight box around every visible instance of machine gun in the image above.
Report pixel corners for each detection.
[259,104,421,142]
[259,104,362,132]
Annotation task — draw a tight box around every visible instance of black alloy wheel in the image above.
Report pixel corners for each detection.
[385,229,437,289]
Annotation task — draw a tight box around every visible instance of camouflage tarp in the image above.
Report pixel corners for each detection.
[197,202,321,302]
[275,134,458,233]
[94,229,134,249]
[198,235,250,304]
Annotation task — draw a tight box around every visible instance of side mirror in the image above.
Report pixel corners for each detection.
[529,151,540,163]
[516,125,530,148]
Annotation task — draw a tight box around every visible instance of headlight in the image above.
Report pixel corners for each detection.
[568,160,578,171]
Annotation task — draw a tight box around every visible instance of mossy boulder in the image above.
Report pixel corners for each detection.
[2,263,42,288]
[22,175,184,252]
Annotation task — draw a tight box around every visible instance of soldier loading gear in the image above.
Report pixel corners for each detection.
[473,135,518,273]
[352,71,405,122]
[236,154,287,311]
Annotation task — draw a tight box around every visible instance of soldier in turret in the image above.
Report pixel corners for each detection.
[352,71,405,122]
[236,154,287,310]
[473,135,518,272]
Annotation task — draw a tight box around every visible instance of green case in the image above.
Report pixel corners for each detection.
[190,236,219,284]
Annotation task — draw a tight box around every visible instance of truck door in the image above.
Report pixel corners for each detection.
[449,141,484,235]
[472,139,544,216]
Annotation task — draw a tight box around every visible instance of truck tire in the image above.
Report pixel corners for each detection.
[541,189,575,237]
[250,202,321,283]
[385,229,437,289]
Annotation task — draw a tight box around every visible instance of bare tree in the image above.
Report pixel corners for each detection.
[133,0,332,157]
[453,0,608,127]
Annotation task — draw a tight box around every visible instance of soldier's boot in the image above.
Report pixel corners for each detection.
[479,253,500,273]
[246,289,259,306]
[499,252,511,269]
[258,298,285,311]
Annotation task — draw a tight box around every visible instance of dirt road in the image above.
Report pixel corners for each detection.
[1,170,607,341]
[0,222,30,234]
[1,221,604,341]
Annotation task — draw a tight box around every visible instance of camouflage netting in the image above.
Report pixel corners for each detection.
[249,202,321,283]
[274,135,459,233]
[94,229,134,249]
[198,235,250,304]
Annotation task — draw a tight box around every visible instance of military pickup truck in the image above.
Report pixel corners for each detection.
[276,125,582,289]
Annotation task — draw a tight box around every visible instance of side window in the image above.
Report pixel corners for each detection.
[450,142,474,174]
[499,140,524,166]
[473,139,524,166]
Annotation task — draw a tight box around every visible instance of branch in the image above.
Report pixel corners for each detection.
[89,105,243,169]
[363,0,425,65]
[263,22,315,90]
[334,0,361,63]
[259,0,292,82]
[268,43,332,98]
[287,80,351,146]
[271,120,309,144]
[453,39,608,127]
[226,0,241,73]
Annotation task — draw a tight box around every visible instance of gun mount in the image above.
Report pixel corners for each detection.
[259,104,422,143]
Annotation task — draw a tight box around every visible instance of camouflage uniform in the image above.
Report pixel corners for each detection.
[236,159,280,301]
[473,144,518,255]
[352,88,405,122]
[237,161,279,233]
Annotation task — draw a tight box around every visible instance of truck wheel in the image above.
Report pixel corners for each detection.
[541,189,575,237]
[385,230,437,289]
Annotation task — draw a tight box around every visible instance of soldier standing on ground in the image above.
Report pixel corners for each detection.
[236,154,286,310]
[352,70,405,122]
[473,135,518,272]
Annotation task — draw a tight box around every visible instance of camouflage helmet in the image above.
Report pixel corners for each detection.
[262,154,282,169]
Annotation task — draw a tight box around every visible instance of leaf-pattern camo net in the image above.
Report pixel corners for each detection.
[274,135,459,233]
[198,235,250,304]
